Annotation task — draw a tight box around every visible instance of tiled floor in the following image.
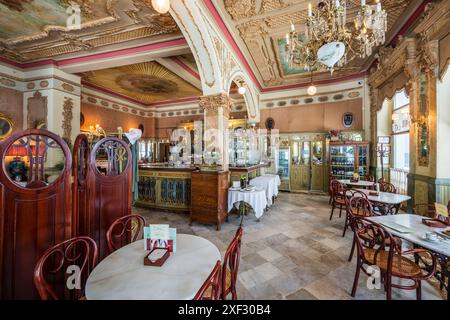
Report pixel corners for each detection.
[134,192,447,300]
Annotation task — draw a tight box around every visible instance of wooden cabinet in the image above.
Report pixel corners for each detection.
[190,171,230,230]
[329,141,370,180]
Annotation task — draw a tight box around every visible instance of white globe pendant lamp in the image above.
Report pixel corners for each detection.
[307,84,317,96]
[307,71,317,96]
[152,0,171,14]
[238,86,246,95]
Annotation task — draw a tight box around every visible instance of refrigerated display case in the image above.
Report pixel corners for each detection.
[278,146,290,191]
[329,141,370,180]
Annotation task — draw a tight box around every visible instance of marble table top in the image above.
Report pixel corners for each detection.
[85,235,221,300]
[338,179,375,188]
[369,214,450,257]
[356,188,411,205]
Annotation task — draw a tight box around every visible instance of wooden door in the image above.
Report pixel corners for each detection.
[90,138,132,260]
[0,130,72,299]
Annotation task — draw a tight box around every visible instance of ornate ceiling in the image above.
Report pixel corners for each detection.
[0,0,181,62]
[80,60,201,104]
[217,0,414,87]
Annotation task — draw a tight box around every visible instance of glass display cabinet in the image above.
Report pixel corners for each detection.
[329,141,370,180]
[229,128,249,167]
[278,139,290,191]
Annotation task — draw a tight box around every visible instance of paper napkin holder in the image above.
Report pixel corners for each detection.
[144,248,170,267]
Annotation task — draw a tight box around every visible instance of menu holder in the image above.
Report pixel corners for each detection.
[369,191,379,196]
[144,248,170,267]
[422,218,448,228]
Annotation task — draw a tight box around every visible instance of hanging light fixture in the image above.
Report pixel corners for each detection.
[286,1,387,72]
[238,85,246,95]
[151,0,171,14]
[307,72,317,96]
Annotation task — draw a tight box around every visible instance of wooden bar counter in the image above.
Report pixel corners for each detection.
[136,164,196,212]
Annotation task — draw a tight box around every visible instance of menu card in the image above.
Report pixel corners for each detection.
[144,224,177,252]
[435,203,449,217]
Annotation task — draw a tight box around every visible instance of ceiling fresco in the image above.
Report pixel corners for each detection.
[0,0,180,62]
[80,61,201,104]
[217,0,414,87]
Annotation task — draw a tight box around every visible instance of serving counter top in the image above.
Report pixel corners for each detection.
[139,164,196,172]
[229,163,270,172]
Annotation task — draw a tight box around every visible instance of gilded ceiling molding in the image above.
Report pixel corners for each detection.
[0,1,180,63]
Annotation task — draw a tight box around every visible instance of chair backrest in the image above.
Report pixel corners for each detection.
[362,175,375,182]
[106,214,146,253]
[380,182,397,194]
[346,195,374,220]
[34,236,98,300]
[194,260,222,300]
[353,218,397,262]
[222,227,243,299]
[330,180,345,200]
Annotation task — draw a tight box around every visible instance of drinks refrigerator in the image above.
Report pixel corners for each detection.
[329,141,370,180]
[278,146,290,190]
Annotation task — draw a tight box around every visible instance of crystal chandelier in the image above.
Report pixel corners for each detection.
[285,0,387,72]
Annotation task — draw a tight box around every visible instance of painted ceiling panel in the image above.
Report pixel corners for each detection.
[81,61,201,104]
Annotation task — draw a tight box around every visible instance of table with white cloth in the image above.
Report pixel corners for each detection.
[85,235,221,300]
[249,174,281,206]
[228,187,267,219]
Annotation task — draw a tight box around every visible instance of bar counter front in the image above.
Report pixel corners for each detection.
[136,163,270,229]
[136,164,195,212]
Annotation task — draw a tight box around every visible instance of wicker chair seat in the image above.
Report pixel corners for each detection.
[204,269,231,298]
[363,249,421,278]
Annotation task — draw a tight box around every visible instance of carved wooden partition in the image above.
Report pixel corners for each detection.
[72,134,93,240]
[0,129,72,299]
[89,137,132,260]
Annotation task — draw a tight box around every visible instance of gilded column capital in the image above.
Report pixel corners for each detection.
[198,93,231,118]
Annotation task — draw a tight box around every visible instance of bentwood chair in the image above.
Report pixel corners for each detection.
[379,182,397,194]
[342,190,369,237]
[351,218,436,300]
[222,227,243,300]
[34,237,98,300]
[194,260,222,300]
[346,196,403,262]
[329,180,345,220]
[106,214,146,253]
[362,175,375,182]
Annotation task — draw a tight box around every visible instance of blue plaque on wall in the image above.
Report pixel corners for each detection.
[342,112,354,128]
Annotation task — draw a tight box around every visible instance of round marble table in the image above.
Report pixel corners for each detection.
[337,179,375,189]
[85,235,221,300]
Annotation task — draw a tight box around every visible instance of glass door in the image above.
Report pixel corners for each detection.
[278,147,290,190]
[357,145,369,178]
[330,145,355,180]
[311,141,324,191]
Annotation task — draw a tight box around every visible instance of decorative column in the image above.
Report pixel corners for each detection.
[198,93,231,171]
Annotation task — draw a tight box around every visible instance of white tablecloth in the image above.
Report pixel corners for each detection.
[85,235,221,300]
[228,188,267,219]
[249,175,281,206]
